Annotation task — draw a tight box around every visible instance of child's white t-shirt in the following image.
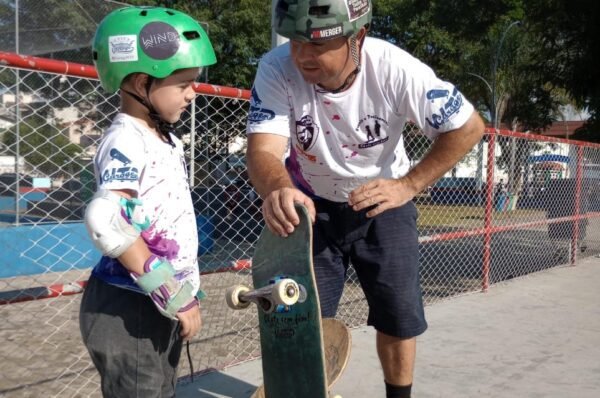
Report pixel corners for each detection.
[91,113,200,294]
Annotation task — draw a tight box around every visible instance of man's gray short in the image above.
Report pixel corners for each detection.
[313,199,427,338]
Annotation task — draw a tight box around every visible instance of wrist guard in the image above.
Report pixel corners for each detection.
[132,255,198,320]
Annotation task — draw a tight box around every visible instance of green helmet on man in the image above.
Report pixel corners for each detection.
[274,0,372,42]
[93,6,216,93]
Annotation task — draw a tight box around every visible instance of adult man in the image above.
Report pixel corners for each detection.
[246,1,484,397]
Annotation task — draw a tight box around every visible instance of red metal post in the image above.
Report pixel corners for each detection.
[571,146,584,265]
[482,129,496,291]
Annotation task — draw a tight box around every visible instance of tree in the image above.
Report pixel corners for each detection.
[524,0,600,142]
[370,1,565,132]
[2,111,84,178]
[125,0,272,89]
[0,0,124,62]
[370,1,595,194]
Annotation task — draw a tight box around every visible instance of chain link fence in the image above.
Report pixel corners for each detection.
[0,0,129,61]
[0,52,599,397]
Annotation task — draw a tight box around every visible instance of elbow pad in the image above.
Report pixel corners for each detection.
[84,189,148,258]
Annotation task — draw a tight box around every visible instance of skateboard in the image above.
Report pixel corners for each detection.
[250,318,351,398]
[226,204,350,398]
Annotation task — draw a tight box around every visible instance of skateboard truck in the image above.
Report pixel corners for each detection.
[226,278,301,314]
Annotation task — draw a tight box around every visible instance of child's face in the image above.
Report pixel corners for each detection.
[148,67,200,124]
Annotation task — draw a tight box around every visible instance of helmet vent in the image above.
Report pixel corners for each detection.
[276,0,289,12]
[308,6,330,16]
[140,10,147,16]
[183,31,200,40]
[166,10,175,15]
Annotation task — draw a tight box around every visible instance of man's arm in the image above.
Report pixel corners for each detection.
[246,133,294,198]
[246,133,315,236]
[349,111,485,217]
[403,111,485,194]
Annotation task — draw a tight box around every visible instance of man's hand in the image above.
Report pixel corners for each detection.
[348,178,418,218]
[262,187,316,237]
[246,134,315,236]
[177,304,201,341]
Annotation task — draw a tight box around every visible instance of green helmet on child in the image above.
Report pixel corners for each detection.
[93,6,216,93]
[274,0,372,42]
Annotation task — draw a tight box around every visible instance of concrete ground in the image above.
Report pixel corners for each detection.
[177,255,600,398]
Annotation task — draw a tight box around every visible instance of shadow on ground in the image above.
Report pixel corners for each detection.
[177,369,258,398]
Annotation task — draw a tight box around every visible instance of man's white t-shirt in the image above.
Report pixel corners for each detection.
[247,37,475,202]
[91,113,200,294]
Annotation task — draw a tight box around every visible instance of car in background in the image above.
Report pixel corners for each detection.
[0,173,35,195]
[429,177,484,205]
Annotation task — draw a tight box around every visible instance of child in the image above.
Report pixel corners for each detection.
[79,6,216,397]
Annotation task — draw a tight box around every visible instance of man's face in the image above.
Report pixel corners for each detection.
[290,36,353,90]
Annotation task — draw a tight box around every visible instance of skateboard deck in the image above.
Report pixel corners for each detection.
[251,318,352,398]
[250,203,328,398]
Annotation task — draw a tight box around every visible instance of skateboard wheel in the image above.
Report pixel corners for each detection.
[225,285,252,310]
[271,278,300,306]
[297,283,308,303]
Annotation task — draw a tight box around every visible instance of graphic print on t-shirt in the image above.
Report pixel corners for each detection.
[355,114,390,149]
[296,115,319,151]
[425,87,464,129]
[248,87,275,123]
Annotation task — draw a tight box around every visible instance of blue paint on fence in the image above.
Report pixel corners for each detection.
[197,214,215,256]
[0,192,47,212]
[1,216,215,278]
[1,222,100,278]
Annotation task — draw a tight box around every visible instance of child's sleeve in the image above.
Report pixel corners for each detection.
[95,132,146,194]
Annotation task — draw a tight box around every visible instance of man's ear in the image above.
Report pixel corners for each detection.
[357,26,368,43]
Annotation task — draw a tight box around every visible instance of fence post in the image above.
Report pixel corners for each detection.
[482,130,496,291]
[189,100,197,187]
[571,145,584,265]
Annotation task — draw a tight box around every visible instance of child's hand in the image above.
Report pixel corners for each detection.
[177,305,202,341]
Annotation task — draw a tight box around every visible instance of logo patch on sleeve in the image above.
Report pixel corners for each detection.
[101,167,139,183]
[426,89,450,102]
[426,88,464,129]
[248,87,275,123]
[109,148,132,165]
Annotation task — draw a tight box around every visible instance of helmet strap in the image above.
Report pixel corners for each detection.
[350,35,361,69]
[318,35,362,94]
[122,79,176,148]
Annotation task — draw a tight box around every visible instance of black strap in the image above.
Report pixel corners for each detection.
[121,87,177,148]
[317,66,360,94]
